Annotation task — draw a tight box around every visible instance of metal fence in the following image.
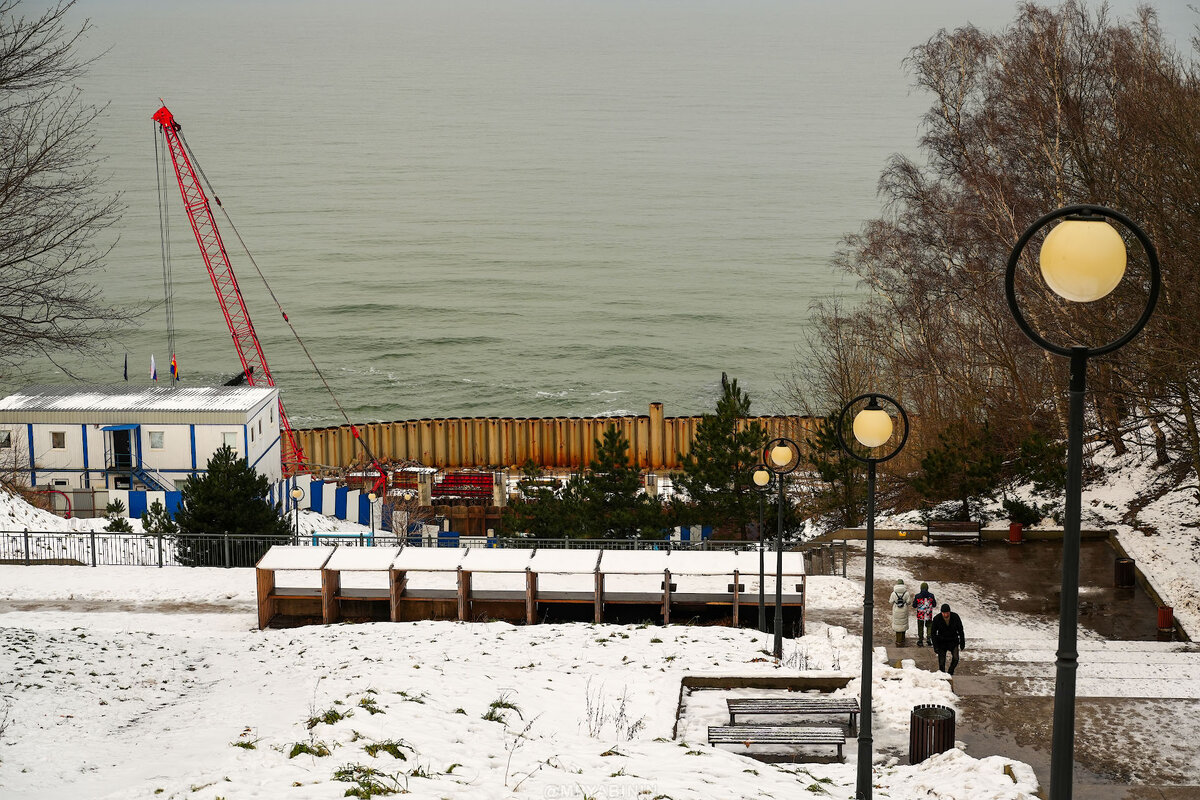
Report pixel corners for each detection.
[0,529,849,575]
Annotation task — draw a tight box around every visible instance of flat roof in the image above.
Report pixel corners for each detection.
[0,384,278,417]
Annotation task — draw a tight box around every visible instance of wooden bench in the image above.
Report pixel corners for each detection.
[727,697,859,733]
[925,519,981,546]
[707,725,845,761]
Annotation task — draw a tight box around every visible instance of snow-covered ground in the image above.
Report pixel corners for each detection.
[0,566,1038,800]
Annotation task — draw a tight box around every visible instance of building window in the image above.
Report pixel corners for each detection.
[148,431,165,450]
[222,432,238,451]
[51,431,66,449]
[258,419,262,435]
[250,428,255,443]
[270,407,274,423]
[174,479,189,491]
[0,431,10,449]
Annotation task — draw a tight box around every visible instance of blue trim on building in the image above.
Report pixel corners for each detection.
[189,425,197,472]
[358,493,371,526]
[310,480,324,513]
[26,424,35,486]
[165,491,182,516]
[243,425,249,462]
[127,492,148,519]
[334,487,348,520]
[81,425,89,488]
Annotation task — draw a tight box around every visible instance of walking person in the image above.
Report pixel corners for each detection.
[889,579,912,646]
[913,582,937,646]
[930,603,966,675]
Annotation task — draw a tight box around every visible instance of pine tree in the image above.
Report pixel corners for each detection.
[676,374,767,536]
[102,499,133,533]
[911,424,1004,521]
[141,499,178,535]
[173,445,291,566]
[578,426,663,539]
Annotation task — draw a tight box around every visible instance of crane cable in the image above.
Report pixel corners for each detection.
[154,124,177,375]
[172,129,383,471]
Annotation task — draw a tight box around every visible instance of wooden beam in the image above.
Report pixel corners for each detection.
[594,570,604,624]
[389,569,407,622]
[663,568,672,625]
[732,569,740,628]
[256,568,276,630]
[525,569,537,625]
[457,569,472,621]
[321,568,341,625]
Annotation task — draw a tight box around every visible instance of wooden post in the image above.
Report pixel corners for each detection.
[800,574,807,637]
[526,569,537,625]
[663,568,672,625]
[594,570,604,624]
[321,568,341,625]
[458,568,472,621]
[256,568,276,630]
[732,568,740,628]
[389,569,407,622]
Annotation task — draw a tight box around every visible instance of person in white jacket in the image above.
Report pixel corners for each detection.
[889,580,913,646]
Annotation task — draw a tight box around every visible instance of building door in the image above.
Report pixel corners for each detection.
[112,429,132,470]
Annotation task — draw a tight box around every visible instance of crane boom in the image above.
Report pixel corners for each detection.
[152,105,306,475]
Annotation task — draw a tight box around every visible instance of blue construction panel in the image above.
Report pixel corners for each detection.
[701,526,713,540]
[334,487,348,520]
[164,491,183,516]
[309,480,324,513]
[358,494,371,526]
[127,492,148,519]
[438,531,459,547]
[679,527,691,542]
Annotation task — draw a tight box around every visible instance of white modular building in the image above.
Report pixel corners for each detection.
[0,384,283,493]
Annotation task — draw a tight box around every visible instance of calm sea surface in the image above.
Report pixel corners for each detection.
[16,0,1192,425]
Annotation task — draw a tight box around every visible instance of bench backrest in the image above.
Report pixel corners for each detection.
[926,519,980,532]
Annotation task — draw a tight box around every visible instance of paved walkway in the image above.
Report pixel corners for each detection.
[809,539,1200,799]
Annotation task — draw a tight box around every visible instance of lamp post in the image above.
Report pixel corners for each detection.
[750,465,775,633]
[762,437,799,659]
[289,485,304,546]
[1005,205,1159,800]
[367,491,377,546]
[836,393,909,800]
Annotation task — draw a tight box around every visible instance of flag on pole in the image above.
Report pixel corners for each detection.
[170,354,178,381]
[150,355,157,382]
[123,353,128,381]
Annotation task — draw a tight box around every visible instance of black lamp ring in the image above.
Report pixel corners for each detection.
[1004,204,1161,358]
[835,392,909,465]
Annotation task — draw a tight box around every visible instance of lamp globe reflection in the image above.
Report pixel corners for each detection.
[1039,217,1127,302]
[769,443,793,468]
[751,466,773,487]
[852,400,894,449]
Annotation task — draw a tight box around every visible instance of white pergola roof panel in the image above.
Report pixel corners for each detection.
[665,550,743,575]
[527,549,602,574]
[257,546,334,570]
[461,548,533,573]
[597,550,669,574]
[394,547,467,571]
[325,547,402,571]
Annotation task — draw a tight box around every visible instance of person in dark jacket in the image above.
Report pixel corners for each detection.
[913,582,937,646]
[930,603,966,675]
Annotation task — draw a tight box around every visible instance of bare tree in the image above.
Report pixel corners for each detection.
[0,0,125,376]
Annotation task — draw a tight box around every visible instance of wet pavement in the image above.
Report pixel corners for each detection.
[806,539,1200,799]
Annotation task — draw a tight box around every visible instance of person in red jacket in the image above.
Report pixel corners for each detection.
[913,582,937,646]
[930,603,966,675]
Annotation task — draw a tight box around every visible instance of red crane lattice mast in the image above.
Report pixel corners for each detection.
[152,105,306,474]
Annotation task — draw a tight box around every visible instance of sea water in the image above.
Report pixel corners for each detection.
[14,0,1189,425]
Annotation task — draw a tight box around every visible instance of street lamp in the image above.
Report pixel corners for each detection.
[762,436,799,659]
[366,491,378,546]
[750,465,775,633]
[289,485,305,546]
[836,393,909,800]
[1005,205,1159,800]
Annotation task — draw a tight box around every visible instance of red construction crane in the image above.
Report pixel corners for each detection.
[151,104,389,496]
[152,105,306,474]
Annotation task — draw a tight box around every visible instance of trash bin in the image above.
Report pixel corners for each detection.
[1158,605,1175,635]
[909,704,955,764]
[1115,557,1135,588]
